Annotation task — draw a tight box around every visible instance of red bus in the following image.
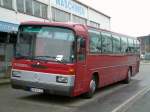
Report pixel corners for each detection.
[11,21,140,98]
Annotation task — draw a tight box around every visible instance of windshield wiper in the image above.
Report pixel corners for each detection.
[34,56,67,64]
[33,56,56,60]
[55,58,67,64]
[16,55,68,64]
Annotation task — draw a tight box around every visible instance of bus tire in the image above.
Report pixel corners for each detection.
[84,76,97,98]
[124,68,132,84]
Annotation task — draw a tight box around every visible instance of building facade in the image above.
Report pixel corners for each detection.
[138,36,150,55]
[0,0,110,78]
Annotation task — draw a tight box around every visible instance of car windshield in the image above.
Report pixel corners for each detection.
[15,25,76,63]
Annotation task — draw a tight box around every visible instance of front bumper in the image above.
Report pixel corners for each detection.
[11,79,73,96]
[11,69,75,96]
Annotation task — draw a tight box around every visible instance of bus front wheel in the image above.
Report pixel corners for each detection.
[84,76,97,98]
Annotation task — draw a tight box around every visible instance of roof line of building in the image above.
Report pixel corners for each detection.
[73,0,111,19]
[137,35,150,39]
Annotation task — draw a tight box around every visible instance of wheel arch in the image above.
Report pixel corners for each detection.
[92,71,100,88]
[129,66,133,76]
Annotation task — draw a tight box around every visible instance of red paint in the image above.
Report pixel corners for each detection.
[12,22,140,97]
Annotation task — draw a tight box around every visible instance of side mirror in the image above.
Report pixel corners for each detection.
[77,37,86,61]
[77,37,85,48]
[81,38,86,48]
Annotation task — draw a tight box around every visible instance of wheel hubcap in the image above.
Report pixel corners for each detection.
[128,70,131,80]
[90,79,96,93]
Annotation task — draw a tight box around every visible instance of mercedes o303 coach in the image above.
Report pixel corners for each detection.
[11,21,140,98]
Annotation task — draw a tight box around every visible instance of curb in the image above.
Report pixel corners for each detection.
[140,62,150,65]
[140,61,150,65]
[0,78,10,85]
[141,63,150,65]
[111,86,150,112]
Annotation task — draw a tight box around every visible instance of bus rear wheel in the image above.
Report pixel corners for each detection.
[124,68,132,84]
[84,76,97,98]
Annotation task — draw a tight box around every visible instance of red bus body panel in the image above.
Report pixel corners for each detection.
[11,22,140,97]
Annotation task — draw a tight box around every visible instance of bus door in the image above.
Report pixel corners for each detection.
[74,37,86,93]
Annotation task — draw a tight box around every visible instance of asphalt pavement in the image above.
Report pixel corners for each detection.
[0,64,150,112]
[0,78,10,85]
[125,91,150,112]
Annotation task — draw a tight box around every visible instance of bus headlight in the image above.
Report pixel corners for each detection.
[12,71,21,78]
[56,76,68,83]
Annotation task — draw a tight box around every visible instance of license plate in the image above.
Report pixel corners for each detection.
[30,88,44,93]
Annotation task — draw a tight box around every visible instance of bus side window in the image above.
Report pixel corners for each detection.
[101,32,112,53]
[127,38,134,53]
[112,35,121,53]
[77,37,86,61]
[121,37,128,53]
[89,30,101,53]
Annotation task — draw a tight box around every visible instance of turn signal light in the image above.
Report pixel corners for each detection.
[68,68,75,75]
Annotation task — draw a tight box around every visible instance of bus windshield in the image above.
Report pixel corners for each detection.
[16,26,75,63]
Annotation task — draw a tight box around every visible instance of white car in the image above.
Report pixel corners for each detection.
[140,54,145,60]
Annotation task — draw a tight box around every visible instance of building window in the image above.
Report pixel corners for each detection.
[33,1,41,17]
[72,15,87,25]
[52,8,70,22]
[101,32,112,53]
[0,0,13,10]
[90,21,100,28]
[89,30,101,53]
[25,0,33,15]
[121,37,128,53]
[17,0,24,13]
[16,0,48,19]
[112,35,121,53]
[0,0,2,6]
[3,0,13,9]
[41,4,47,19]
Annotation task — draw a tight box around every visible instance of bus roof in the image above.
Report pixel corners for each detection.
[87,26,135,39]
[21,21,81,29]
[20,21,135,40]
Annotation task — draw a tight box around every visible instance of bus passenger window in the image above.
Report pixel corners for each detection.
[128,38,134,53]
[89,30,101,53]
[101,32,112,53]
[112,35,121,53]
[121,37,128,53]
